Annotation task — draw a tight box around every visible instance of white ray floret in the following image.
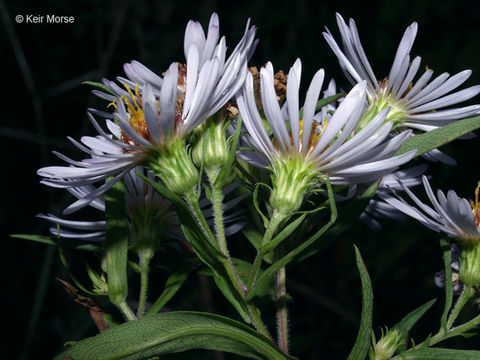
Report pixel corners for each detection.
[383,175,480,241]
[38,169,246,241]
[360,164,428,230]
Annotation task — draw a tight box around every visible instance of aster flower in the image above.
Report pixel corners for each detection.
[323,13,480,132]
[382,176,480,287]
[38,13,257,208]
[236,59,416,215]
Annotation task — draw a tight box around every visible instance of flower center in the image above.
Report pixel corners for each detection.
[358,89,406,131]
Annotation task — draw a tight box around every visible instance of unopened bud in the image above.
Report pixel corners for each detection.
[374,328,402,360]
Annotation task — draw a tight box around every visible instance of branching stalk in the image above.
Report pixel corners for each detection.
[247,210,286,293]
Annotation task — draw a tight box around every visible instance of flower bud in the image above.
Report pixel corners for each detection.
[192,116,230,171]
[373,328,402,360]
[149,138,199,195]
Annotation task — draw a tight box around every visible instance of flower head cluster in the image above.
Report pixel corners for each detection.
[237,59,416,214]
[38,13,258,207]
[324,13,480,132]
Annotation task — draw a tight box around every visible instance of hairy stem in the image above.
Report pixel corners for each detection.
[184,189,217,247]
[275,258,289,353]
[137,250,153,317]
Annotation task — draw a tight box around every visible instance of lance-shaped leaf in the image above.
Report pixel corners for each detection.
[394,298,437,353]
[395,298,437,335]
[105,180,129,306]
[146,267,195,315]
[54,312,295,360]
[396,115,480,157]
[294,181,378,265]
[440,238,454,331]
[346,246,373,360]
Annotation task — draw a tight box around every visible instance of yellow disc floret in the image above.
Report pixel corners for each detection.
[470,181,480,228]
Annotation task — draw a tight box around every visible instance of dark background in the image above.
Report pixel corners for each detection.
[2,0,480,359]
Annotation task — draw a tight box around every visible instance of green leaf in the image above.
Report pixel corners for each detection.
[394,299,437,353]
[11,234,101,252]
[82,81,117,96]
[346,246,374,360]
[54,312,295,360]
[395,115,480,157]
[440,238,453,331]
[253,182,271,228]
[147,270,192,315]
[213,274,251,323]
[10,234,56,245]
[105,180,129,305]
[395,299,437,334]
[294,181,378,265]
[299,92,345,118]
[243,226,263,251]
[232,258,272,298]
[247,178,337,301]
[400,347,480,359]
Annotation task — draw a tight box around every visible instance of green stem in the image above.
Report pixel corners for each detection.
[209,175,228,255]
[184,189,217,247]
[441,313,480,341]
[275,260,289,353]
[247,211,286,293]
[185,186,246,300]
[118,300,136,321]
[446,286,475,329]
[137,249,153,317]
[210,179,246,292]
